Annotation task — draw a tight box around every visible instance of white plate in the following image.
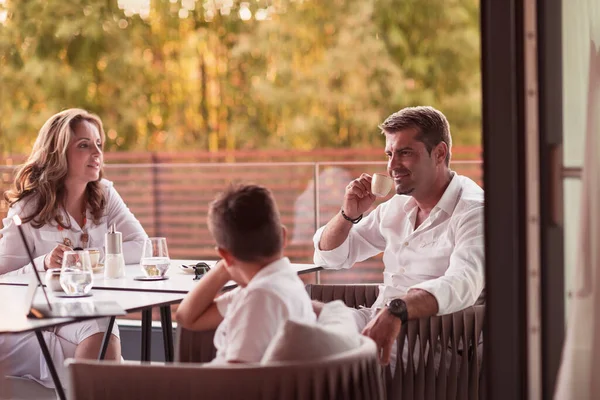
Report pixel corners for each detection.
[54,292,93,298]
[133,275,169,281]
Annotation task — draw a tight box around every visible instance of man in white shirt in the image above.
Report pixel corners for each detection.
[313,106,484,366]
[177,184,316,363]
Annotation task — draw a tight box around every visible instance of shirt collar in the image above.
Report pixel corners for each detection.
[435,171,460,215]
[402,196,418,214]
[246,257,292,288]
[400,171,460,215]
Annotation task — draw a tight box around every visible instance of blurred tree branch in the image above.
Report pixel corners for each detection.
[0,0,481,155]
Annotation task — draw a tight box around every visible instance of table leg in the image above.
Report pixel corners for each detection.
[98,316,115,360]
[141,309,152,361]
[35,330,66,400]
[160,306,174,362]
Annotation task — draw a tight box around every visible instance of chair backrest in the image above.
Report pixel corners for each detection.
[305,284,485,400]
[176,284,485,399]
[390,305,485,400]
[67,336,384,400]
[305,283,380,308]
[175,327,217,363]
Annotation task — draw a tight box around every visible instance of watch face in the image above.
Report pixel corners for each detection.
[387,299,407,321]
[389,299,404,312]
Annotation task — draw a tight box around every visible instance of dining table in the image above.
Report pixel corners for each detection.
[0,258,322,398]
[0,285,186,400]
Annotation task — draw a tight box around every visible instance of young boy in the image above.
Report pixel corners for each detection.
[176,184,317,363]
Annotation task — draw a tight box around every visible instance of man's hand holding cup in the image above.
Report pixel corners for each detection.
[343,174,376,221]
[343,172,394,222]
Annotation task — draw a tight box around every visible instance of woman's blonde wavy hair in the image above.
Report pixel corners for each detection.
[4,108,107,229]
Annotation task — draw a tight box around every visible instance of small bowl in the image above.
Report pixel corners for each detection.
[44,268,64,292]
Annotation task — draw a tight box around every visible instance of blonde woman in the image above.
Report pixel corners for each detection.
[0,108,148,388]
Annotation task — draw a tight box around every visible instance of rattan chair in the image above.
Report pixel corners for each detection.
[175,283,485,400]
[305,284,485,400]
[67,335,384,400]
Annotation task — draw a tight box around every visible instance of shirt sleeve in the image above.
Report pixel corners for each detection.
[214,287,241,317]
[223,289,288,363]
[104,181,148,264]
[313,204,387,270]
[409,206,485,315]
[0,203,46,275]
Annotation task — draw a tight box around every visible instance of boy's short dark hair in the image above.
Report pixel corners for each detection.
[208,184,283,263]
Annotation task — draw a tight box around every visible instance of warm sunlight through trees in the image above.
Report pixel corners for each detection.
[0,0,480,155]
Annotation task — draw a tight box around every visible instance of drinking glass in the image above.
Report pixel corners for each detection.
[60,250,93,296]
[140,237,170,277]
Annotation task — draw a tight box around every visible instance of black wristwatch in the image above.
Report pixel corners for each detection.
[386,298,408,324]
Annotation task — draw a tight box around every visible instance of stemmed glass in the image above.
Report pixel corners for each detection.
[140,237,170,277]
[60,250,93,296]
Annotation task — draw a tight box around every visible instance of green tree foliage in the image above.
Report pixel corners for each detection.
[0,0,481,156]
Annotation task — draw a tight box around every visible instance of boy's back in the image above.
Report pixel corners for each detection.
[176,184,318,364]
[213,257,316,364]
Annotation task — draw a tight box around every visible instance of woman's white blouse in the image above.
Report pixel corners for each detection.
[0,179,148,275]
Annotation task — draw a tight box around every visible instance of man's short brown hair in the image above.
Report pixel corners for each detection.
[208,184,283,263]
[379,106,452,166]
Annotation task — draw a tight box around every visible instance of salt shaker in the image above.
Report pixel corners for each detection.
[104,224,125,279]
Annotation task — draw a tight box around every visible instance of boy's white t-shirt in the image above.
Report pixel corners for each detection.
[211,257,317,364]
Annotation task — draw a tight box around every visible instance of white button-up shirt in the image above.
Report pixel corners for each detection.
[313,172,485,315]
[212,257,317,364]
[0,179,148,275]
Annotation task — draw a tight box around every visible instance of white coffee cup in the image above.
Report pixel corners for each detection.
[371,173,393,197]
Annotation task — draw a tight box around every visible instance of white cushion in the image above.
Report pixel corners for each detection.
[260,300,360,363]
[317,300,359,332]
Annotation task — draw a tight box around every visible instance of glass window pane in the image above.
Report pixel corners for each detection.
[563,177,582,316]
